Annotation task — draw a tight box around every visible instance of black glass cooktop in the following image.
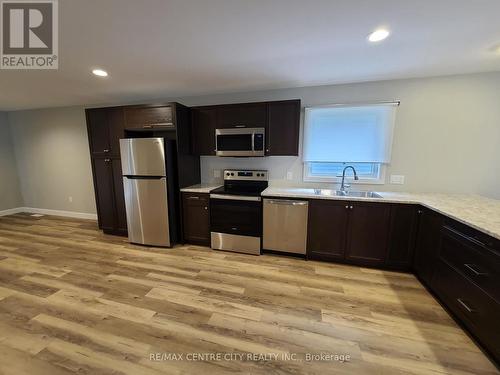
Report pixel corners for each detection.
[210,181,268,197]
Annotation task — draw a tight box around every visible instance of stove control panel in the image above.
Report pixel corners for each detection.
[223,170,268,181]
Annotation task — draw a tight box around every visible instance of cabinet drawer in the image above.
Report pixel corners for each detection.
[440,225,500,304]
[183,192,209,204]
[125,106,173,129]
[433,260,500,362]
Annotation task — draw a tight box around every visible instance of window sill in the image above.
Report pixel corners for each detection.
[303,165,386,185]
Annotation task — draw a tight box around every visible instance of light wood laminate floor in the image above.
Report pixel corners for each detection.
[0,213,497,375]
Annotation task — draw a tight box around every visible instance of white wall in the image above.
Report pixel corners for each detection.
[172,72,500,199]
[0,112,23,211]
[8,107,97,214]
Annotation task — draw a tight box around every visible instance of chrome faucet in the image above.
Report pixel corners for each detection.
[340,166,359,194]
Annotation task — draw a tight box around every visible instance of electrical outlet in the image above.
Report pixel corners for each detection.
[390,175,405,184]
[213,169,221,178]
[286,171,293,180]
[68,196,73,203]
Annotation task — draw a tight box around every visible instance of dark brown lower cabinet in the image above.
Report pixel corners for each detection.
[433,259,500,364]
[91,157,127,236]
[386,204,418,270]
[345,202,391,266]
[307,200,391,266]
[414,208,443,286]
[307,200,349,261]
[111,159,127,235]
[182,193,210,245]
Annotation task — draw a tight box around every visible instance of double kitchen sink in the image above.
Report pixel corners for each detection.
[313,189,383,198]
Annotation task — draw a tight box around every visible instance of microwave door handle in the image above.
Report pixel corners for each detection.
[251,133,255,152]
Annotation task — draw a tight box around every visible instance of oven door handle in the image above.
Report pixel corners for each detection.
[210,194,261,202]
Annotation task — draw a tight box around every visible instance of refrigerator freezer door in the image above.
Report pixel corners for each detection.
[120,138,166,176]
[123,176,170,247]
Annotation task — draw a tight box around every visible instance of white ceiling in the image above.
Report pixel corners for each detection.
[1,0,500,111]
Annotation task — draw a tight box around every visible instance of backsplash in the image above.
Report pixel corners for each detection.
[200,156,379,190]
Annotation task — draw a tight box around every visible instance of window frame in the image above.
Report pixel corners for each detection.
[303,162,386,184]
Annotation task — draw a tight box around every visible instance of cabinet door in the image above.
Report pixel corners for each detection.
[307,200,349,261]
[386,204,418,270]
[124,106,174,130]
[86,109,110,156]
[182,193,210,245]
[112,158,127,235]
[92,158,116,232]
[192,107,217,155]
[266,100,300,156]
[216,103,267,128]
[346,202,391,266]
[414,208,443,286]
[107,108,125,156]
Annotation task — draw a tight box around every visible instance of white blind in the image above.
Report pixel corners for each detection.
[303,104,397,163]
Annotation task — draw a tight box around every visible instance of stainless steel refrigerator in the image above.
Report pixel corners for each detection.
[120,137,175,247]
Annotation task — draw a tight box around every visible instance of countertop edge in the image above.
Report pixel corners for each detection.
[180,184,222,194]
[261,190,500,241]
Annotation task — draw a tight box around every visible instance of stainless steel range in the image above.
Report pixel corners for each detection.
[209,169,268,255]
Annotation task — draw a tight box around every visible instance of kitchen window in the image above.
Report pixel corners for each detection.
[302,103,398,184]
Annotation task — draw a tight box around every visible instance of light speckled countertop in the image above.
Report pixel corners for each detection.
[180,184,222,194]
[262,187,500,240]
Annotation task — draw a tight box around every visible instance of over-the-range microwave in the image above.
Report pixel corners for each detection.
[215,127,265,157]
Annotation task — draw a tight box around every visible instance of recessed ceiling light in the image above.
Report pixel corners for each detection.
[92,69,108,77]
[368,29,390,43]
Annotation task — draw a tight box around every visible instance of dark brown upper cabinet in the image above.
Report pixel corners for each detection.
[86,109,109,156]
[216,102,267,129]
[266,100,300,156]
[191,107,217,156]
[190,99,301,156]
[124,105,174,130]
[108,108,126,156]
[86,107,125,157]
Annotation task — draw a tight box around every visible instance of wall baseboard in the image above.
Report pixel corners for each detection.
[0,207,97,221]
[0,207,25,217]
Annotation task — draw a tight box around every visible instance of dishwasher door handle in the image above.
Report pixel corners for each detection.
[266,199,308,206]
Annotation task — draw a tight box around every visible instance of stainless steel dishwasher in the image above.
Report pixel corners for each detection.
[263,199,309,254]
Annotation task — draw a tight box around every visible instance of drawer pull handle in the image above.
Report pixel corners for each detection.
[187,196,200,200]
[464,263,488,276]
[457,298,475,313]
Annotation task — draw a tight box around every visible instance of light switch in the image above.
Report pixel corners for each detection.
[286,171,293,180]
[390,175,405,184]
[213,169,221,178]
